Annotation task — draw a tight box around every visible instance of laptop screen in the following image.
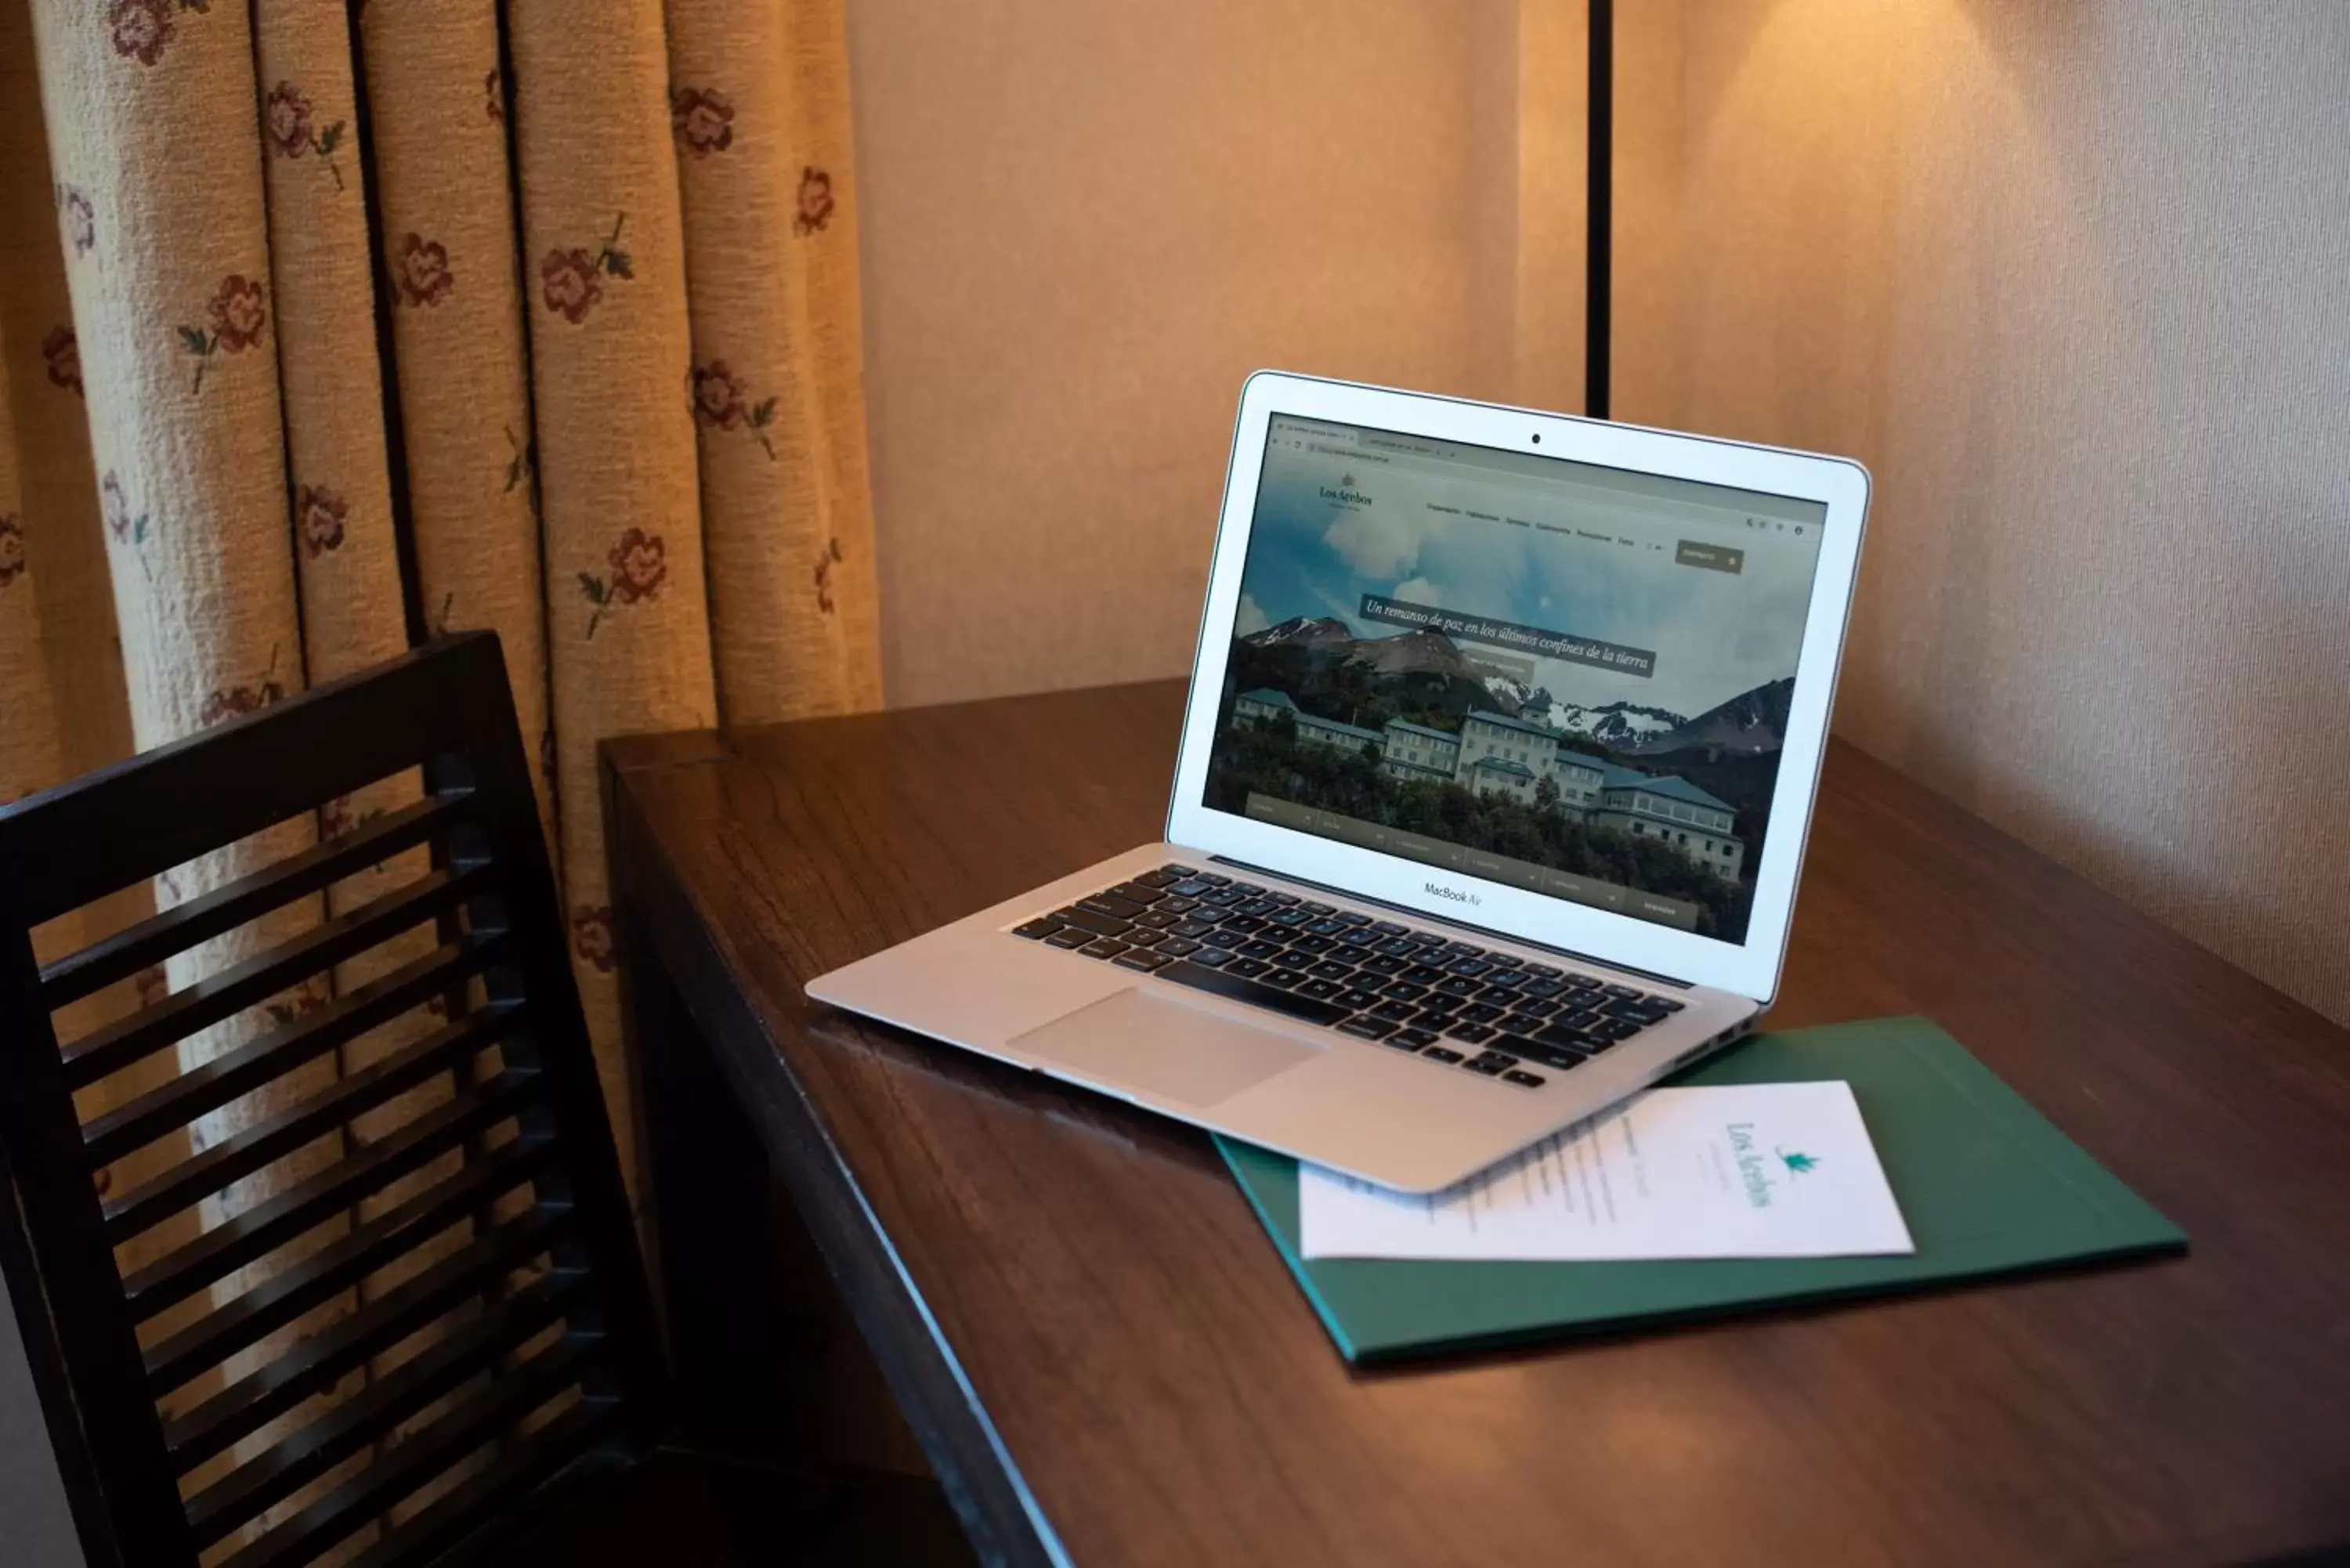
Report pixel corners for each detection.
[1203,414,1829,945]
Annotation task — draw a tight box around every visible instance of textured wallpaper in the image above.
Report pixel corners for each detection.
[847,0,1590,708]
[1647,0,2350,1024]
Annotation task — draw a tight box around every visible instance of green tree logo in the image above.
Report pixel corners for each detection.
[1777,1147,1820,1177]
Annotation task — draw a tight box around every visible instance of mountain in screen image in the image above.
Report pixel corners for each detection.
[1344,627,1482,680]
[1627,676,1795,757]
[1246,616,1477,678]
[1235,621,1492,727]
[1546,698,1688,748]
[1468,669,1689,745]
[1246,616,1355,652]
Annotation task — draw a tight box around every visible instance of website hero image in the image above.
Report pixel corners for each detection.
[1206,417,1828,942]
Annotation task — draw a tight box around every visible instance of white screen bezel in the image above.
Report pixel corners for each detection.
[1162,371,1870,1004]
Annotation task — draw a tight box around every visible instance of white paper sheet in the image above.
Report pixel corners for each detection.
[1299,1082,1914,1262]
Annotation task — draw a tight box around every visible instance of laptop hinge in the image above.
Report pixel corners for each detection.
[1203,853,1697,992]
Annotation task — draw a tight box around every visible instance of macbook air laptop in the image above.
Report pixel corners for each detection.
[808,372,1870,1191]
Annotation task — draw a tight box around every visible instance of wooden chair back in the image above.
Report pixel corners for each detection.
[0,631,663,1568]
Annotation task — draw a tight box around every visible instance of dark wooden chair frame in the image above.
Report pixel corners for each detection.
[0,632,667,1568]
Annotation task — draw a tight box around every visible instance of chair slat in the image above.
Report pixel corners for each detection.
[103,1004,522,1243]
[186,1269,595,1548]
[219,1333,604,1568]
[61,863,499,1090]
[38,793,473,1010]
[164,1209,577,1475]
[342,1397,627,1568]
[81,931,509,1169]
[143,1134,556,1394]
[0,634,507,925]
[123,1068,542,1322]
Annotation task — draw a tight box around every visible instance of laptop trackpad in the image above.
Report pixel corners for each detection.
[1010,987,1319,1109]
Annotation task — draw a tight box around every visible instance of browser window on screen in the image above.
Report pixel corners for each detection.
[1204,415,1828,943]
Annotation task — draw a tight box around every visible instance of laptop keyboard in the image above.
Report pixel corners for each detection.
[1011,863,1684,1089]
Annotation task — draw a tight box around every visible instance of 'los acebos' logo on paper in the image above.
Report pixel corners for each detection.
[1726,1124,1819,1208]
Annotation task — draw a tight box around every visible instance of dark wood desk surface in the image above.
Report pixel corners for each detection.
[604,681,2350,1568]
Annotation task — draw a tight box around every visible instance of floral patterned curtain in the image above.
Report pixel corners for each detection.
[5,0,880,1529]
[3,0,881,1194]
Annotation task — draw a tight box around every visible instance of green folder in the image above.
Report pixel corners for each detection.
[1214,1016,2186,1364]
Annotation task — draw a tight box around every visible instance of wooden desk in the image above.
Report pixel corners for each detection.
[604,681,2350,1568]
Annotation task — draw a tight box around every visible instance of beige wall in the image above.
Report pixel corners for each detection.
[1641,0,2350,1024]
[847,0,1593,708]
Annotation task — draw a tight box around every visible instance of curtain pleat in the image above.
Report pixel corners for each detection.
[509,0,717,1189]
[0,384,60,800]
[357,0,557,841]
[255,0,402,688]
[787,0,886,709]
[27,0,306,745]
[667,0,882,721]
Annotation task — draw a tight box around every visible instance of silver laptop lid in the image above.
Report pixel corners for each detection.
[1164,373,1869,1005]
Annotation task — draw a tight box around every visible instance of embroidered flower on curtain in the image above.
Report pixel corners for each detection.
[296,484,347,557]
[264,82,348,190]
[262,977,330,1028]
[107,0,175,67]
[572,906,616,973]
[691,360,744,426]
[100,471,148,545]
[540,214,632,323]
[542,251,602,323]
[670,87,735,156]
[210,276,268,348]
[608,529,667,600]
[318,793,382,840]
[794,167,834,234]
[177,274,268,394]
[577,528,667,639]
[0,515,26,589]
[690,359,779,459]
[42,327,81,397]
[814,537,844,614]
[396,233,454,306]
[60,187,95,256]
[264,81,311,154]
[198,649,288,727]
